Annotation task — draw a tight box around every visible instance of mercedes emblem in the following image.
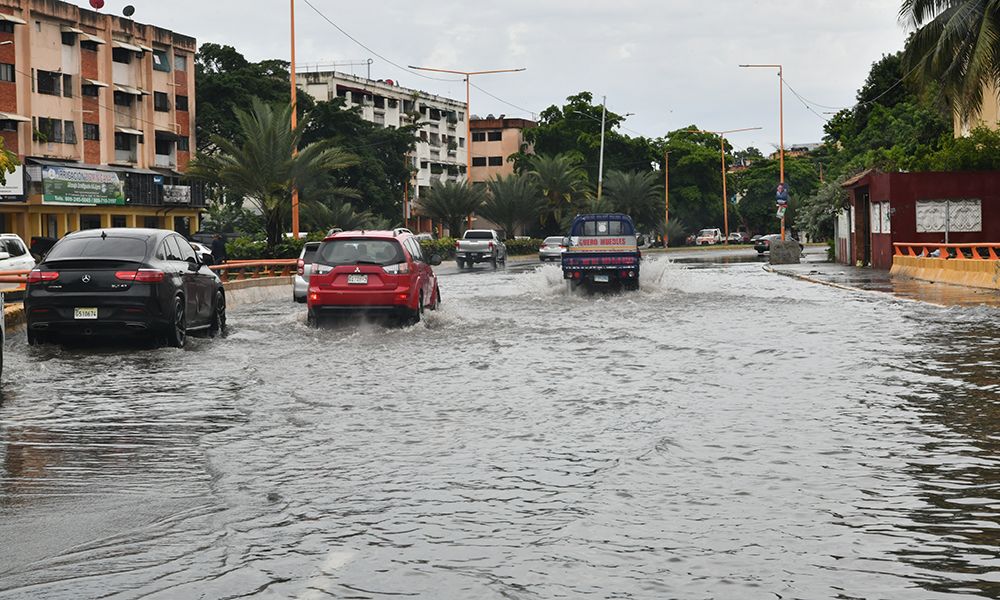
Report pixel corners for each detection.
[82,274,91,283]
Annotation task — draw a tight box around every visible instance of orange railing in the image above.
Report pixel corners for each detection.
[0,260,297,287]
[894,242,1000,260]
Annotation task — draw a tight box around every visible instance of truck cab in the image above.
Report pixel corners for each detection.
[561,213,641,291]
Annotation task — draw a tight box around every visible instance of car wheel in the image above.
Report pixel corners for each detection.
[166,296,186,348]
[456,258,464,269]
[294,294,306,304]
[307,309,319,329]
[490,256,497,270]
[27,328,43,346]
[209,291,227,337]
[430,284,440,310]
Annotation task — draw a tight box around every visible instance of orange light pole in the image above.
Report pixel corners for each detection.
[290,0,299,238]
[687,127,760,244]
[740,64,784,240]
[408,65,523,230]
[664,150,671,247]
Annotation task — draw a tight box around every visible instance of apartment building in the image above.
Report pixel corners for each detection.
[296,70,468,202]
[468,114,535,184]
[0,0,202,243]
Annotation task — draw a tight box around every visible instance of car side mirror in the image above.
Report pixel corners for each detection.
[429,254,442,266]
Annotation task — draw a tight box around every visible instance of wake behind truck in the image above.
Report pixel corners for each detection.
[561,213,641,291]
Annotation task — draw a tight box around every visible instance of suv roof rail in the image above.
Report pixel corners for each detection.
[393,227,412,236]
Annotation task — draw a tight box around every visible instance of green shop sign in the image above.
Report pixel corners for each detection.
[42,166,125,205]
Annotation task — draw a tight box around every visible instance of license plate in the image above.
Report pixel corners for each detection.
[594,275,609,283]
[347,274,368,285]
[74,307,98,320]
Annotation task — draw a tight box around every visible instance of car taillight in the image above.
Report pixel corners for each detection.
[489,241,494,250]
[455,240,460,249]
[26,269,58,283]
[313,264,332,275]
[116,269,165,282]
[382,262,410,275]
[297,258,305,276]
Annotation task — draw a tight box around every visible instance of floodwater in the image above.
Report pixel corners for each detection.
[3,254,1000,599]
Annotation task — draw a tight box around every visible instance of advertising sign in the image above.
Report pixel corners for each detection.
[162,184,191,204]
[0,165,24,196]
[42,166,124,205]
[776,182,789,206]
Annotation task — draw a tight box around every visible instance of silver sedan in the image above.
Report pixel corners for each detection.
[538,236,566,262]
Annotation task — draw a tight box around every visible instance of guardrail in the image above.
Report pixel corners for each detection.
[894,242,1000,260]
[0,260,298,287]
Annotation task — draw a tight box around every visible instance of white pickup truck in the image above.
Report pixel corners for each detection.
[455,229,507,269]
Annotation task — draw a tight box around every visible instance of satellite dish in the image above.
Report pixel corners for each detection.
[89,0,104,8]
[123,5,134,16]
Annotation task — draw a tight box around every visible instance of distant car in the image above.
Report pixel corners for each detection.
[25,228,226,347]
[293,241,321,303]
[728,232,751,244]
[0,233,36,290]
[538,236,566,262]
[754,233,804,254]
[190,241,213,263]
[307,228,442,326]
[696,228,723,245]
[414,233,434,242]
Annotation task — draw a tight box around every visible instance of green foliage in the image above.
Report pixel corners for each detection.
[728,157,820,234]
[601,170,664,230]
[185,97,359,255]
[416,180,488,237]
[300,98,419,223]
[528,153,590,231]
[224,237,267,260]
[420,237,456,260]
[481,173,543,237]
[797,174,848,241]
[653,127,732,233]
[505,237,544,256]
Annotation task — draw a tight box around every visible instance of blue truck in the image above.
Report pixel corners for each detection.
[561,213,641,292]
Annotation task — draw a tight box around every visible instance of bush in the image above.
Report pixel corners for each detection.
[420,237,456,260]
[225,232,327,260]
[505,238,543,256]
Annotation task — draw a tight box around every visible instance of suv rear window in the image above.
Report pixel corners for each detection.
[46,236,148,260]
[301,243,319,263]
[316,239,404,266]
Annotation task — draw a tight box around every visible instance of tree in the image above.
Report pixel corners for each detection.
[601,170,664,230]
[729,157,821,234]
[653,128,731,233]
[195,44,311,153]
[185,98,359,255]
[528,153,590,232]
[899,0,1000,119]
[301,98,419,223]
[415,180,488,237]
[480,173,543,237]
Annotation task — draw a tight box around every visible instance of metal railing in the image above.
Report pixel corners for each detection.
[894,242,1000,260]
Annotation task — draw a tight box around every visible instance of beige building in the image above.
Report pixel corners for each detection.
[468,115,536,184]
[0,0,201,245]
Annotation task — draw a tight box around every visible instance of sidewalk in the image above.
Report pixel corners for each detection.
[766,251,1000,308]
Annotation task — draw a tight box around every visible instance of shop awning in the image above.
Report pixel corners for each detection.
[0,13,26,25]
[138,43,153,53]
[155,129,181,140]
[111,39,142,53]
[82,78,108,87]
[59,25,84,34]
[0,111,30,122]
[80,32,105,45]
[115,126,144,136]
[113,84,149,96]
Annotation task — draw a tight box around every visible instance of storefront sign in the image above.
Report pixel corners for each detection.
[42,166,124,205]
[162,184,191,204]
[0,165,24,196]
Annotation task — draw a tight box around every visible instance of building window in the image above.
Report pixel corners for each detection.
[80,215,101,229]
[114,132,136,150]
[155,137,173,155]
[174,54,187,71]
[81,84,98,97]
[0,120,16,132]
[471,132,485,142]
[175,95,188,111]
[83,123,99,141]
[36,70,60,96]
[488,156,503,166]
[113,91,133,106]
[62,74,72,98]
[112,215,126,227]
[61,31,75,46]
[36,117,62,143]
[0,22,13,34]
[154,91,170,111]
[112,47,132,63]
[487,131,502,142]
[81,39,98,52]
[0,63,13,83]
[152,49,170,72]
[144,216,159,228]
[471,157,487,167]
[177,136,189,152]
[64,120,76,144]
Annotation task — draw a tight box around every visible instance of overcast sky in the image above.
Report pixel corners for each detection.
[73,0,915,154]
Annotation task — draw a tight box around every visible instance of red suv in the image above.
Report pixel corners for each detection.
[307,229,442,326]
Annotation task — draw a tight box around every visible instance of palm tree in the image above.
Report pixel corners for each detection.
[528,153,589,227]
[185,97,359,254]
[480,173,543,238]
[900,0,1000,117]
[601,170,664,228]
[415,180,488,237]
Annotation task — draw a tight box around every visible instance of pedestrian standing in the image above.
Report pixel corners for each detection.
[211,234,227,265]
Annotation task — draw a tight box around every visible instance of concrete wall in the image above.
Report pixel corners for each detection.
[892,256,1000,290]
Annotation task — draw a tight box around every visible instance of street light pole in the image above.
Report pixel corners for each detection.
[597,96,606,201]
[740,63,785,240]
[290,0,299,238]
[664,150,671,247]
[687,127,761,244]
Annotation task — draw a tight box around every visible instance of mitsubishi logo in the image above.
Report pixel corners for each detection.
[81,274,91,283]
[354,267,361,273]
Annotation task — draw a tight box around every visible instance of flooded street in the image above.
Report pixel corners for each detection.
[4,253,1000,599]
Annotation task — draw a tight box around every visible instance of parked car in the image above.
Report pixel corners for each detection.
[538,236,567,262]
[25,228,226,347]
[696,228,723,245]
[754,233,804,254]
[0,233,36,290]
[307,228,442,326]
[190,241,213,263]
[293,241,321,303]
[728,232,751,244]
